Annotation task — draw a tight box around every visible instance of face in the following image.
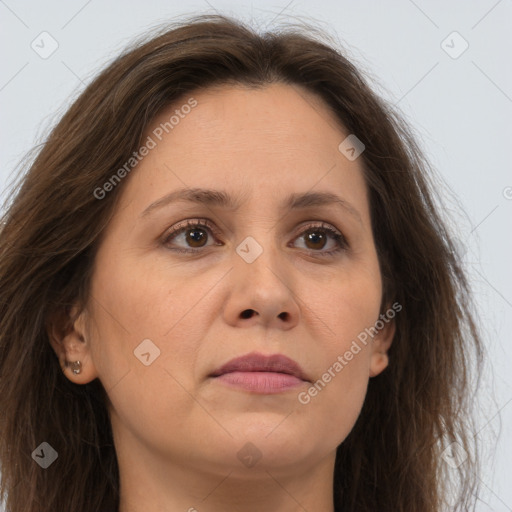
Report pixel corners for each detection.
[54,83,394,479]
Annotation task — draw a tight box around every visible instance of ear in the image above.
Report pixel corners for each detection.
[369,310,396,378]
[46,303,99,384]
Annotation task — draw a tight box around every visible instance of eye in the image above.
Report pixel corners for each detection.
[162,219,220,254]
[290,222,349,257]
[162,219,349,257]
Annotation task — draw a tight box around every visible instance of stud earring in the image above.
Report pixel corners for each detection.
[70,360,82,375]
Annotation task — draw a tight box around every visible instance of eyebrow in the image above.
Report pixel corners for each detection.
[139,187,362,224]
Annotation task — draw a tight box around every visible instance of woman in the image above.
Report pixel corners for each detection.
[0,13,484,512]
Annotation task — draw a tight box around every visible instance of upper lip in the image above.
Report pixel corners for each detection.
[210,352,310,382]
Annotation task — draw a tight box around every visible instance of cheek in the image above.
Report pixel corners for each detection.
[304,262,382,349]
[86,247,218,405]
[88,247,204,342]
[293,266,380,436]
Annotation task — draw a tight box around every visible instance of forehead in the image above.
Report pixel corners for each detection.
[151,82,348,154]
[111,83,370,225]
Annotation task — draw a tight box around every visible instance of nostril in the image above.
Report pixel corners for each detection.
[241,309,255,319]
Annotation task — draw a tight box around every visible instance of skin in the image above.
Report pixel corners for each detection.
[49,83,395,512]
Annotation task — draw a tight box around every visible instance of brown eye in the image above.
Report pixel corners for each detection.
[292,223,348,257]
[303,230,328,250]
[184,227,209,248]
[163,219,220,253]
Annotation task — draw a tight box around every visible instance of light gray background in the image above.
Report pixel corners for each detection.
[1,1,511,510]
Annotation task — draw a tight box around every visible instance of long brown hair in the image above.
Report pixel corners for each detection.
[0,13,484,511]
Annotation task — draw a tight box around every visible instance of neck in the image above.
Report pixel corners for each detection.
[115,430,337,512]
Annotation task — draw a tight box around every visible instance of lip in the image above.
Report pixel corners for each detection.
[209,352,310,394]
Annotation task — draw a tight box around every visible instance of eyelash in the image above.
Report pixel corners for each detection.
[162,218,349,257]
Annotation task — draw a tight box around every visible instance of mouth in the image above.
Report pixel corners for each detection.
[209,352,310,394]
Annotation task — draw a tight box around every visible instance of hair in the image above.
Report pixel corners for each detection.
[0,13,485,512]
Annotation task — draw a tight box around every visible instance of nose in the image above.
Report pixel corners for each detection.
[221,236,300,331]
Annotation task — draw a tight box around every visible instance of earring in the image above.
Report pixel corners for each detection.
[70,360,82,375]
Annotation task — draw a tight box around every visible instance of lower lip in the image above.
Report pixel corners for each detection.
[213,371,306,393]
